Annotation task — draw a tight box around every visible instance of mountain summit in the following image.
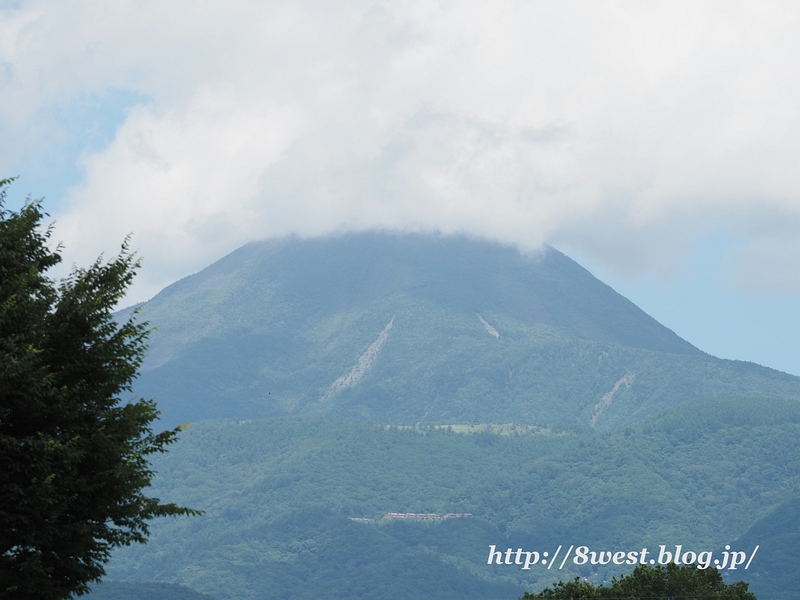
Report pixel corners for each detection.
[127,232,799,428]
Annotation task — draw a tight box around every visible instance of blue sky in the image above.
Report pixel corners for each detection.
[570,235,800,376]
[3,88,151,212]
[2,1,800,375]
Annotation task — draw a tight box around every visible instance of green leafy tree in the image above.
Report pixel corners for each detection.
[521,563,757,599]
[0,178,198,599]
[522,576,607,599]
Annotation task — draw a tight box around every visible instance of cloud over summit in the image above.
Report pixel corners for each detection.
[2,0,800,302]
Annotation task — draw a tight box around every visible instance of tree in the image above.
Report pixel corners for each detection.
[521,563,757,599]
[0,178,198,599]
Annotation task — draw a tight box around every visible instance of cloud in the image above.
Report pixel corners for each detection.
[3,0,800,302]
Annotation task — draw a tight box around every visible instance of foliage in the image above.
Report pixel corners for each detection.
[87,581,216,599]
[730,497,800,599]
[521,564,757,599]
[0,179,197,599]
[102,397,799,599]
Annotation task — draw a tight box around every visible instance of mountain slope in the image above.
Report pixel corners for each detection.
[87,581,216,600]
[728,496,800,599]
[104,399,800,599]
[123,232,800,428]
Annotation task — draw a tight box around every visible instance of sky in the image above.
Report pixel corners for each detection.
[2,1,800,375]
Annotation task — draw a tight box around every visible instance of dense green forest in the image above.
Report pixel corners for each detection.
[88,581,215,600]
[728,496,800,598]
[99,396,799,599]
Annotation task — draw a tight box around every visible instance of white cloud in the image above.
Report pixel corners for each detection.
[2,0,800,302]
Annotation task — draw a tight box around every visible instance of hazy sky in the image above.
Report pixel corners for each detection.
[2,1,800,374]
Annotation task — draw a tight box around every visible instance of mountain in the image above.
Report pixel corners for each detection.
[103,398,800,600]
[727,496,800,599]
[87,581,216,600]
[124,232,800,429]
[101,233,800,599]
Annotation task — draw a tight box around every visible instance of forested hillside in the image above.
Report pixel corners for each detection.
[88,581,215,600]
[102,397,799,599]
